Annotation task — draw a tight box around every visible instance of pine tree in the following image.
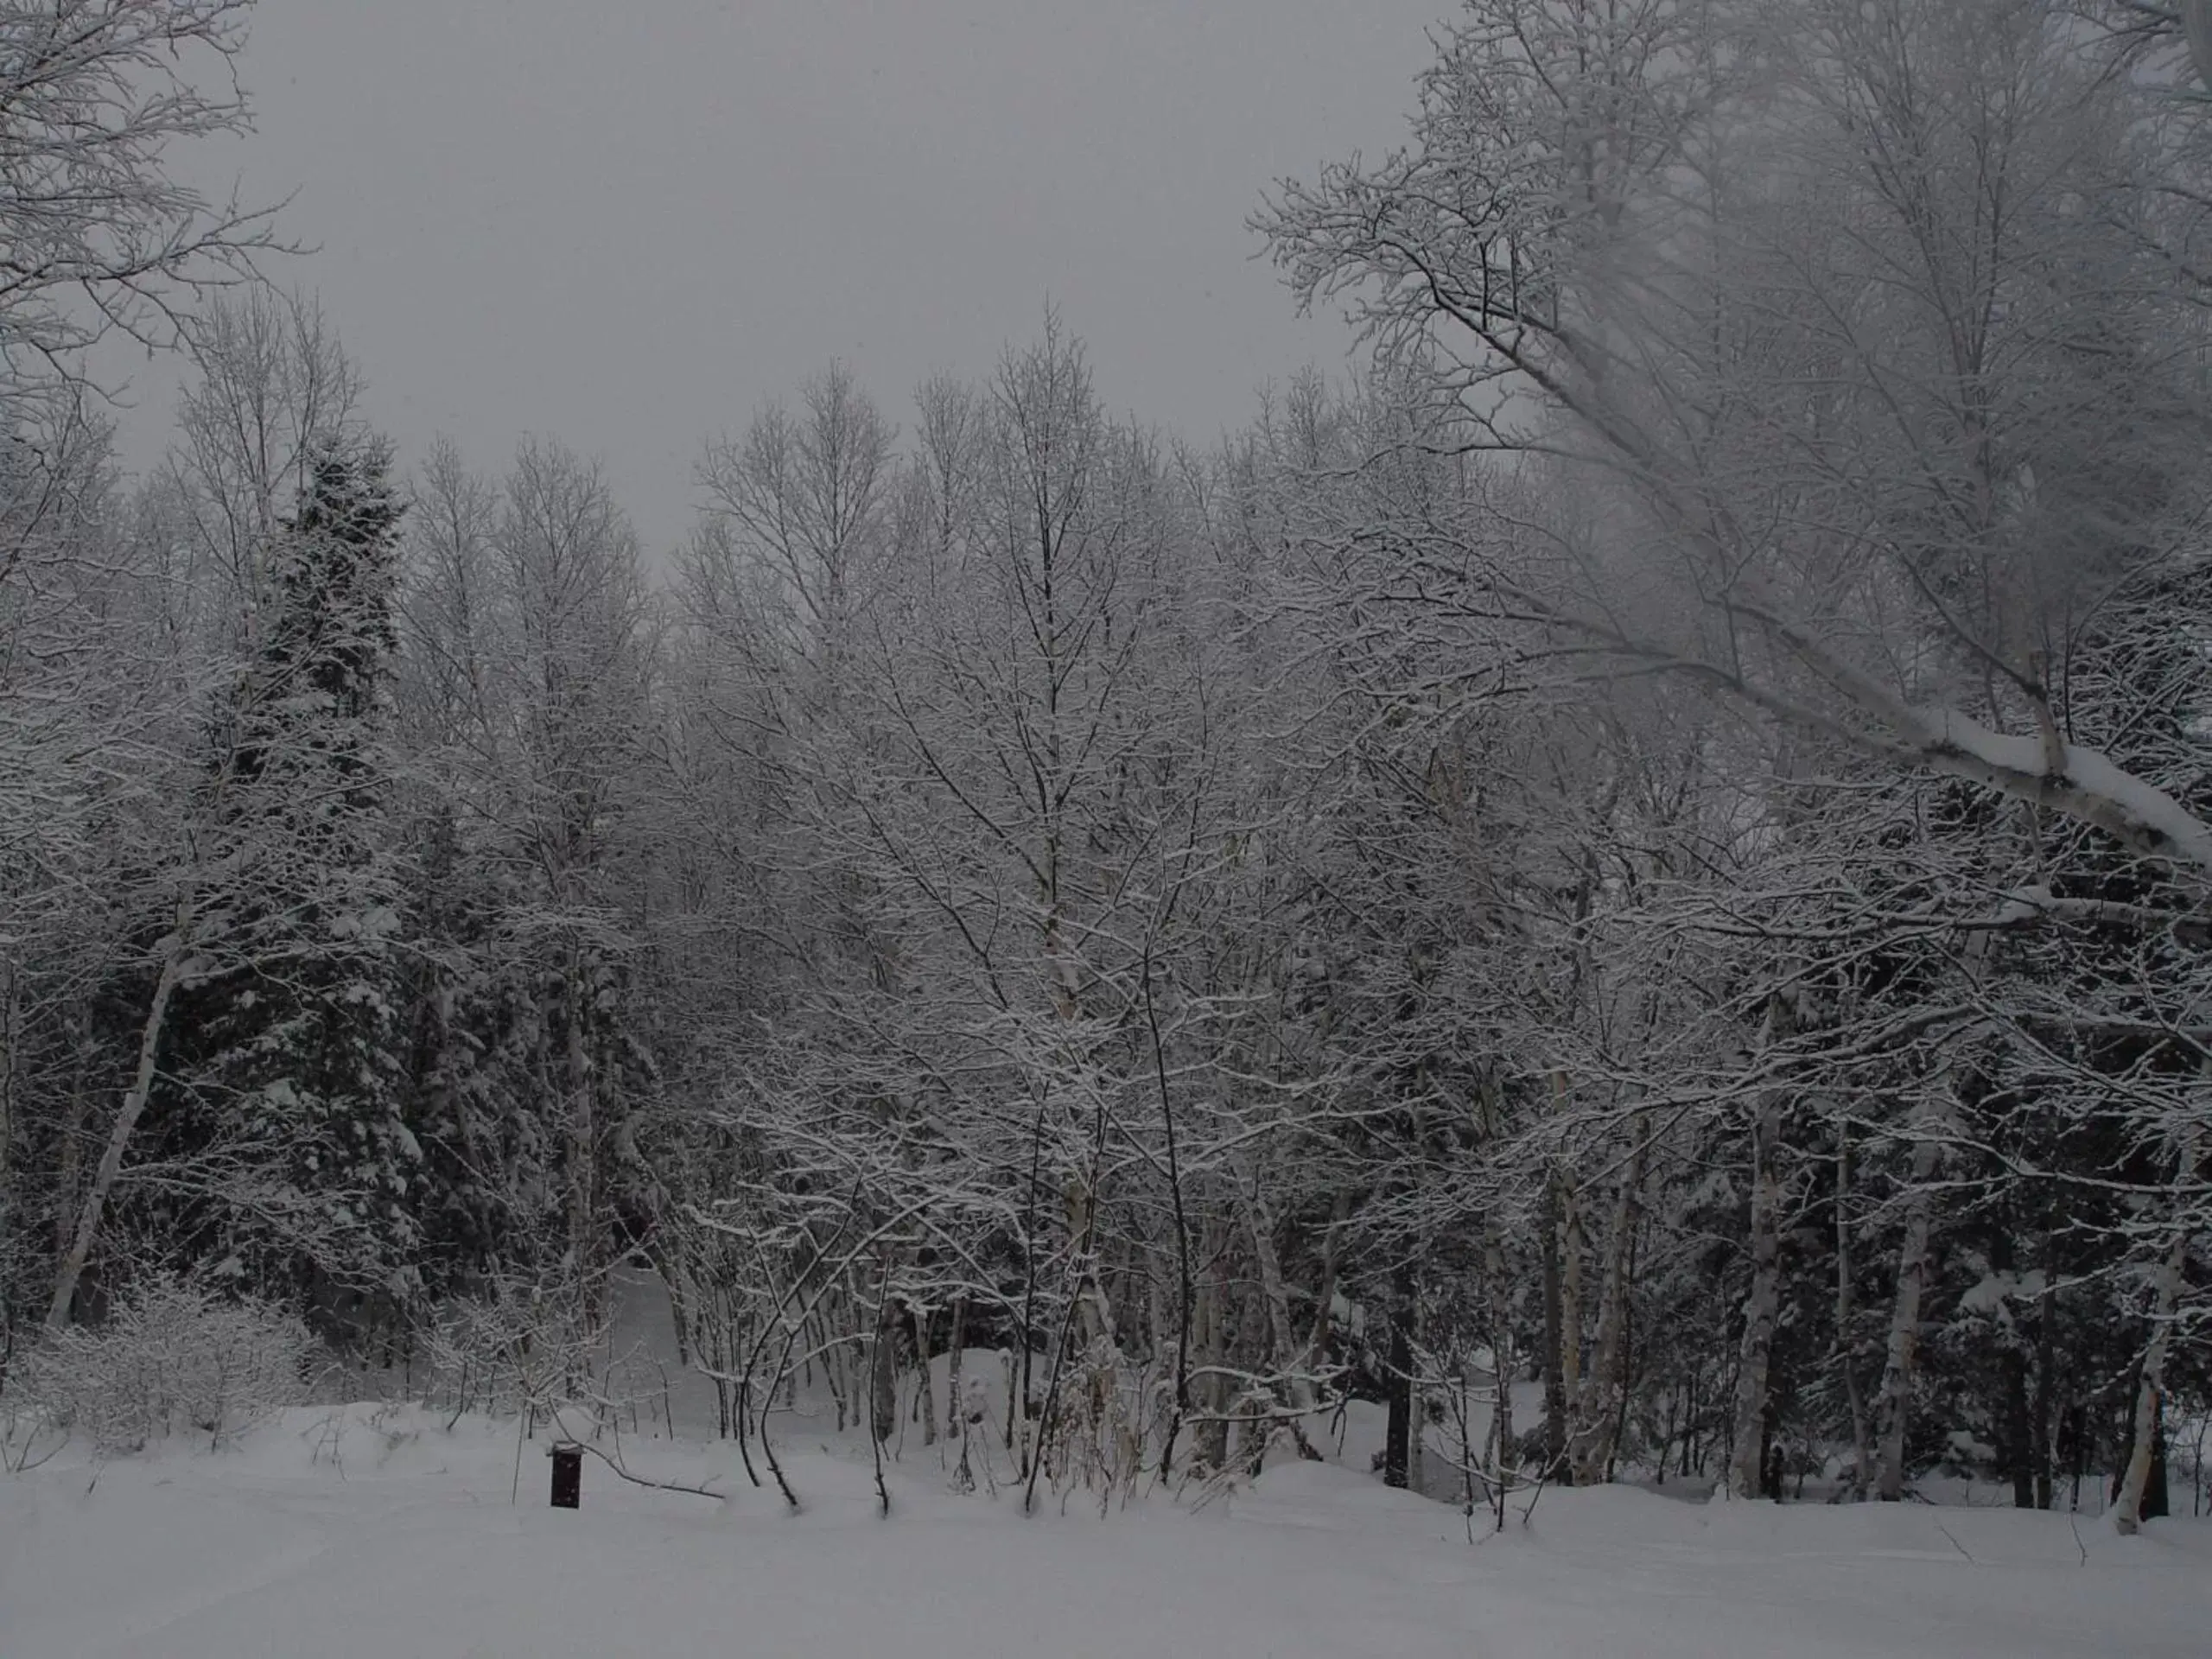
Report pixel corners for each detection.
[162,437,417,1317]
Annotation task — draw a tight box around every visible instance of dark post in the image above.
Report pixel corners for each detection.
[550,1442,582,1510]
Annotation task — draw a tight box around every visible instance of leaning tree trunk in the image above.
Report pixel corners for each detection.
[48,920,190,1331]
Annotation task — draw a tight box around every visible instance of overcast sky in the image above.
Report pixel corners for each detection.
[130,1,1446,555]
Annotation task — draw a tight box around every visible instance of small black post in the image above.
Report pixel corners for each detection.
[550,1442,582,1510]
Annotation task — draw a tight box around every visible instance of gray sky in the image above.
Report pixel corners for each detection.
[133,0,1446,555]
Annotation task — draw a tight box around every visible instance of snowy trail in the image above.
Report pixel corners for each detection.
[3,1408,2209,1657]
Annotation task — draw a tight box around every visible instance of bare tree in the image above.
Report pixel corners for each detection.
[0,2,278,409]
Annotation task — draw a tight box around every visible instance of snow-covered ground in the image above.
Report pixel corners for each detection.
[5,1281,2207,1656]
[3,1398,2208,1659]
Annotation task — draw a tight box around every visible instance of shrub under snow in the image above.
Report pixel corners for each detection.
[9,1276,315,1453]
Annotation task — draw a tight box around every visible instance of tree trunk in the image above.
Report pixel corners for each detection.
[945,1298,966,1428]
[1484,1219,1514,1486]
[912,1302,938,1446]
[54,1009,89,1267]
[48,926,189,1330]
[1249,1189,1313,1413]
[0,951,16,1341]
[1193,1243,1230,1471]
[2113,1222,2190,1534]
[660,1246,693,1368]
[1560,1175,1586,1406]
[1304,1189,1351,1382]
[1728,1090,1783,1500]
[562,946,600,1355]
[1383,1268,1414,1490]
[2005,1348,2035,1510]
[950,1300,976,1488]
[1405,1274,1424,1496]
[1232,1279,1274,1476]
[871,1294,898,1446]
[1874,1125,1943,1501]
[1541,1177,1567,1479]
[1569,1133,1644,1484]
[2032,1264,2056,1511]
[1835,1109,1872,1499]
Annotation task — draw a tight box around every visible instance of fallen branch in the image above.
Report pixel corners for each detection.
[546,1407,726,1503]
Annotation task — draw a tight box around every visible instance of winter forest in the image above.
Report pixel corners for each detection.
[5,3,2212,1654]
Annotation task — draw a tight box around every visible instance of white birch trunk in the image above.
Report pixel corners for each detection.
[2112,1232,2184,1535]
[1874,1116,1945,1501]
[2114,1134,2199,1535]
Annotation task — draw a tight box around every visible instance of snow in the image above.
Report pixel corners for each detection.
[4,1277,2206,1658]
[3,1404,2208,1658]
[1910,703,2212,873]
[1957,1268,2047,1315]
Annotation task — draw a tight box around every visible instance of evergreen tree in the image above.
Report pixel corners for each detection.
[159,437,417,1315]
